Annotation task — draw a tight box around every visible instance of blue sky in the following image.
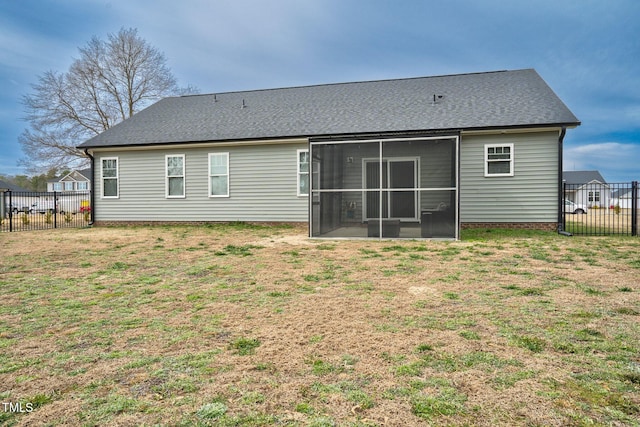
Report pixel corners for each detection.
[1,0,639,181]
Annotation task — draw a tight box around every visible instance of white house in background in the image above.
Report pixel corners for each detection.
[562,171,611,208]
[611,187,638,209]
[78,69,581,239]
[47,169,91,193]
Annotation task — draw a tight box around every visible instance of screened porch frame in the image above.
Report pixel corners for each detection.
[309,135,460,239]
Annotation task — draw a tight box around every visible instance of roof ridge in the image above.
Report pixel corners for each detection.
[79,68,579,150]
[175,69,532,99]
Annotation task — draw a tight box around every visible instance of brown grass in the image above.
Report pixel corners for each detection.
[1,224,639,426]
[565,207,639,234]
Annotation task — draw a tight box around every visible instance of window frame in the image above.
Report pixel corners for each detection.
[484,143,514,177]
[165,154,186,198]
[208,152,230,198]
[101,157,119,199]
[77,181,88,191]
[297,149,310,197]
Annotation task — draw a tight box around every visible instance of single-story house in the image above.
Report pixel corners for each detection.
[47,168,91,193]
[562,171,610,208]
[78,69,580,239]
[611,187,638,209]
[0,179,31,217]
[0,179,29,193]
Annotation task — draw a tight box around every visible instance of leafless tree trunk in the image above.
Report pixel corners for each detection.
[20,28,195,173]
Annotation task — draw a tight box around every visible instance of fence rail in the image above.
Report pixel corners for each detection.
[1,191,91,232]
[562,181,638,236]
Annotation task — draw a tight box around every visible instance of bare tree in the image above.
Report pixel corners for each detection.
[20,28,196,173]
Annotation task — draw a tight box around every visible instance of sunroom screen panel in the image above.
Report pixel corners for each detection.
[310,136,458,239]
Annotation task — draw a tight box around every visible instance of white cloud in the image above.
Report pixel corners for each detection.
[107,0,337,91]
[564,142,640,182]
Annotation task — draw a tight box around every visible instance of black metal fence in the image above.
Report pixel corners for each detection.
[1,191,92,232]
[562,181,638,236]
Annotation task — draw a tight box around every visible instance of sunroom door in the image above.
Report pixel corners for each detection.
[364,159,417,220]
[389,160,416,218]
[365,161,387,219]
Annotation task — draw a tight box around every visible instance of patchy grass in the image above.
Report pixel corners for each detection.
[0,225,639,426]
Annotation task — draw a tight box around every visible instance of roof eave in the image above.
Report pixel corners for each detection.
[78,122,580,150]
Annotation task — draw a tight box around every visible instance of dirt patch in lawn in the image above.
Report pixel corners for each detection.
[1,225,639,426]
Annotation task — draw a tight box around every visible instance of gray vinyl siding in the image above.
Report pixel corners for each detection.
[94,141,309,222]
[93,131,560,224]
[460,131,559,223]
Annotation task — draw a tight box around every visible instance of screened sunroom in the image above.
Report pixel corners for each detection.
[309,136,459,239]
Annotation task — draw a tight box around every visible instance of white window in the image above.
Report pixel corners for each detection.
[64,181,74,191]
[102,157,119,198]
[588,191,600,203]
[53,182,62,191]
[77,181,88,191]
[166,154,185,198]
[485,143,514,177]
[297,149,310,196]
[209,153,229,197]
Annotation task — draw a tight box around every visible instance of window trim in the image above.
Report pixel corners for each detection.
[165,154,186,199]
[208,152,230,198]
[101,157,119,199]
[297,149,310,197]
[484,143,514,177]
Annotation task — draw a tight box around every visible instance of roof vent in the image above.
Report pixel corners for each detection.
[432,94,444,105]
[241,99,247,109]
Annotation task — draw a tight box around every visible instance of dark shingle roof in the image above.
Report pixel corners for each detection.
[562,171,607,185]
[0,179,30,192]
[78,69,580,149]
[78,168,92,180]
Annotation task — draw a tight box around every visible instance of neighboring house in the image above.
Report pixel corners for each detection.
[47,169,91,192]
[0,179,31,216]
[563,171,610,208]
[0,179,29,192]
[78,69,580,239]
[611,187,638,209]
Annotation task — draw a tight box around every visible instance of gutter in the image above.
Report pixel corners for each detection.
[78,122,581,151]
[556,127,572,236]
[84,148,95,226]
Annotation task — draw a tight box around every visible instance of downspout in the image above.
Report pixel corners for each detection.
[84,148,95,226]
[557,127,572,236]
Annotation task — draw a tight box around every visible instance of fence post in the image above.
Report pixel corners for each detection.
[8,190,12,232]
[561,182,566,233]
[632,181,638,237]
[54,191,58,229]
